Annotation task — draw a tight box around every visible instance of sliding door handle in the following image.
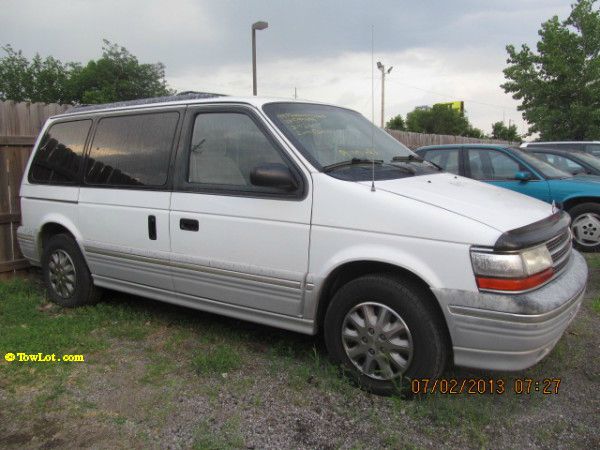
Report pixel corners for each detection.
[148,215,157,240]
[180,218,199,232]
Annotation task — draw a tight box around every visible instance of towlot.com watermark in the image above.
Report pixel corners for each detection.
[4,352,85,363]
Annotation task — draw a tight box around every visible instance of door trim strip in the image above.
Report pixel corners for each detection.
[85,245,303,290]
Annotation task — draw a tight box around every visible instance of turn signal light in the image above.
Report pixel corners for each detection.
[475,267,554,292]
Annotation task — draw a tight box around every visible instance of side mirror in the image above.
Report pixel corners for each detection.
[514,171,533,181]
[250,163,298,191]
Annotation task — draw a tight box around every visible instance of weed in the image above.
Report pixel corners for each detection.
[191,343,241,376]
[140,355,174,384]
[591,297,600,315]
[192,417,244,450]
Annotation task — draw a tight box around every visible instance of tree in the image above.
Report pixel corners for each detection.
[405,104,484,137]
[385,114,406,130]
[0,40,174,104]
[70,40,174,104]
[502,0,600,140]
[0,45,74,103]
[491,121,521,141]
[465,125,486,139]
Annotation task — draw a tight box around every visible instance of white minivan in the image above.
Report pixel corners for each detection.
[18,94,586,394]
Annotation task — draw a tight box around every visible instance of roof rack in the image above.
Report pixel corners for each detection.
[69,91,227,113]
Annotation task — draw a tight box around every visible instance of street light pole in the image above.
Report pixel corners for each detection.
[376,62,393,128]
[252,21,269,96]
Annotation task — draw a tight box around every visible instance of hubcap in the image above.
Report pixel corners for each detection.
[48,250,76,298]
[341,302,413,381]
[571,213,600,247]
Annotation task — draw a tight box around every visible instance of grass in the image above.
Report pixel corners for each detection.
[0,278,129,385]
[583,253,600,269]
[0,269,598,449]
[140,354,174,384]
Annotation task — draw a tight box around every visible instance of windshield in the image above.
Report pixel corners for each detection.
[263,103,431,180]
[511,148,571,179]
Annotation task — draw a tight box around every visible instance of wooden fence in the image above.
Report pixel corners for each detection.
[0,101,70,275]
[0,100,511,277]
[386,129,510,149]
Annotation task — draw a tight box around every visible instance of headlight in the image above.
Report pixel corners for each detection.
[471,245,554,292]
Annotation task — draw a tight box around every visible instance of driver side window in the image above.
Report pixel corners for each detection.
[544,154,585,174]
[188,112,289,188]
[468,149,525,180]
[423,149,459,175]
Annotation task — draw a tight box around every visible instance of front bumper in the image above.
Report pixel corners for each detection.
[432,250,587,371]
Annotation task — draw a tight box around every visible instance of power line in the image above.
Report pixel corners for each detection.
[384,78,515,111]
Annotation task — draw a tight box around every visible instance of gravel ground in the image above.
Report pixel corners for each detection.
[1,261,599,449]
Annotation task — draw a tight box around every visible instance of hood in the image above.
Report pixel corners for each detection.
[359,173,553,233]
[561,174,600,187]
[547,174,600,202]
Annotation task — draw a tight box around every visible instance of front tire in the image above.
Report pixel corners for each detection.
[324,274,449,396]
[41,234,101,307]
[569,203,600,252]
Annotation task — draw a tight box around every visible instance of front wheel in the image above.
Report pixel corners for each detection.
[324,274,449,395]
[569,203,600,252]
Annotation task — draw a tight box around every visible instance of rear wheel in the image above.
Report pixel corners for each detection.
[324,274,449,395]
[569,203,600,252]
[41,234,101,307]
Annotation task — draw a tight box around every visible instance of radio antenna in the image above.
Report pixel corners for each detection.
[370,25,376,192]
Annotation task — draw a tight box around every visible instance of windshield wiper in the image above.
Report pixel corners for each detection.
[391,154,423,163]
[392,154,442,171]
[323,158,383,172]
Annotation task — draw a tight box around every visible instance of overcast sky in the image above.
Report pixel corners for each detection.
[2,0,572,134]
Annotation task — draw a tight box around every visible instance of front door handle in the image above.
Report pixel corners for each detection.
[180,218,199,232]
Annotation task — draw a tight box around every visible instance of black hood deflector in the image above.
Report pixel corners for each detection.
[494,211,571,251]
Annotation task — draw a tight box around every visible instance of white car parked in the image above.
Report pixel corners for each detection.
[18,94,586,394]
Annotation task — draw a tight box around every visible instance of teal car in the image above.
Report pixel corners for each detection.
[416,144,600,251]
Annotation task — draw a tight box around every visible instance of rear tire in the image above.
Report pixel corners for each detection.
[324,274,449,396]
[568,203,600,252]
[41,233,101,307]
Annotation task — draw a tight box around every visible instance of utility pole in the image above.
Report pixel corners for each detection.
[376,62,392,128]
[252,21,269,96]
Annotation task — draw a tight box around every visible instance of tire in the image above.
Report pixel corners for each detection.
[41,233,102,307]
[568,203,600,252]
[324,274,449,396]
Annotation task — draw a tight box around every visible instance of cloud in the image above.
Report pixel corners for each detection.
[169,47,524,133]
[1,0,573,134]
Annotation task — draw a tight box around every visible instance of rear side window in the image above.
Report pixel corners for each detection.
[28,120,91,184]
[85,112,179,187]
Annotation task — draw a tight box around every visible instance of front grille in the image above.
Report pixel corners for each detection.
[546,230,572,274]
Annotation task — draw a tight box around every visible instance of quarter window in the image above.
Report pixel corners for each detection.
[29,120,91,184]
[85,112,179,187]
[188,112,289,189]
